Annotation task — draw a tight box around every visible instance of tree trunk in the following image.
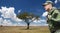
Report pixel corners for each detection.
[27,23,30,29]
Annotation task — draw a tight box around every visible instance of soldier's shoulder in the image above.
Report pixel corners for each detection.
[53,7,59,13]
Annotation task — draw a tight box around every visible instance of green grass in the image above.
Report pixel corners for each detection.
[0,26,50,33]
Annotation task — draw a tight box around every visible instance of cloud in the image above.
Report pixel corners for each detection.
[55,0,58,4]
[0,18,3,25]
[2,19,21,26]
[2,19,13,26]
[40,19,46,22]
[54,0,60,4]
[0,18,3,22]
[0,6,23,26]
[30,20,48,26]
[31,17,41,23]
[33,19,41,23]
[33,20,40,23]
[32,17,48,26]
[18,9,21,13]
[0,7,22,21]
[42,11,48,17]
[0,6,48,26]
[0,7,15,18]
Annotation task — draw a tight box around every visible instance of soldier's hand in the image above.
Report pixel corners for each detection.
[48,15,52,20]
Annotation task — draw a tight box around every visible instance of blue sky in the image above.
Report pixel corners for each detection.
[0,0,60,26]
[0,0,60,16]
[0,0,45,16]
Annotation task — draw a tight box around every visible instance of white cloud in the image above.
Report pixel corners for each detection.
[40,24,48,26]
[40,19,46,22]
[1,7,15,18]
[0,6,48,26]
[0,18,3,25]
[2,19,23,26]
[30,22,48,26]
[42,11,48,17]
[31,17,41,23]
[2,19,12,26]
[18,9,21,13]
[0,7,22,21]
[0,18,3,22]
[55,0,58,4]
[33,18,47,23]
[54,0,60,4]
[33,19,41,23]
[0,6,23,26]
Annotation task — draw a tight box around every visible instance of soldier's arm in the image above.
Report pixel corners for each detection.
[51,10,60,21]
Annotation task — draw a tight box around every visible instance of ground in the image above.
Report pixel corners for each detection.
[0,26,50,33]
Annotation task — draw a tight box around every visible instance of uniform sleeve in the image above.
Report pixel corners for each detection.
[51,10,60,21]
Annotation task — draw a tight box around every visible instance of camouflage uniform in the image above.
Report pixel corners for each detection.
[47,7,60,33]
[43,1,60,33]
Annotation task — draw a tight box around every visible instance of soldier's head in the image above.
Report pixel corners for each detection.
[43,1,53,12]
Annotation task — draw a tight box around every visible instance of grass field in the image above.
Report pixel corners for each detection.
[0,26,50,33]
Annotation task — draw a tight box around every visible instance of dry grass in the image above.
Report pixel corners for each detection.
[0,26,50,33]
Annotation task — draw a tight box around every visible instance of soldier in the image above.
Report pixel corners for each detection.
[43,1,60,33]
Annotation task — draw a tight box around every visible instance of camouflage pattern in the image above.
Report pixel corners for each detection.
[47,7,60,33]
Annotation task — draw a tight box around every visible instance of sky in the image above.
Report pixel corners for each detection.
[0,0,44,16]
[0,0,60,26]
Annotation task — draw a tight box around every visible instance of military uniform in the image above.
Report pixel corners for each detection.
[47,7,60,33]
[43,1,60,33]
